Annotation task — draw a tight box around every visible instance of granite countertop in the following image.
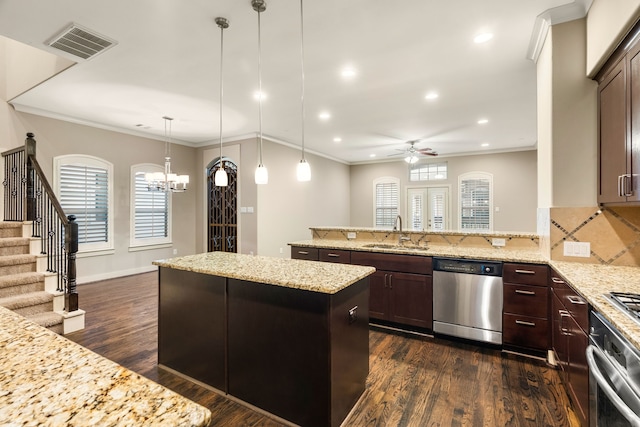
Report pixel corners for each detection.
[290,239,548,264]
[153,252,376,294]
[550,261,640,349]
[309,226,538,239]
[0,306,211,427]
[290,239,640,350]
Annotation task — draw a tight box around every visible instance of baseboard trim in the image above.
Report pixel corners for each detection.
[77,265,157,285]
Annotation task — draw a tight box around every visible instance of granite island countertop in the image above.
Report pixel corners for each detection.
[153,251,375,294]
[0,306,211,427]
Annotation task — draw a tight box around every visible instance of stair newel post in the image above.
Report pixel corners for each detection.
[25,133,36,229]
[65,214,79,312]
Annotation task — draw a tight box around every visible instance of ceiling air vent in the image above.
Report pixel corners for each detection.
[47,23,117,60]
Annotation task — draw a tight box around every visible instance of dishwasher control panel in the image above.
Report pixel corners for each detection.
[433,258,503,276]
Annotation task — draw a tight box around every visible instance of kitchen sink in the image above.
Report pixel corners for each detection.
[362,243,428,251]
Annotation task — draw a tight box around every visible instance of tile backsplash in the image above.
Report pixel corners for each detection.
[549,206,640,266]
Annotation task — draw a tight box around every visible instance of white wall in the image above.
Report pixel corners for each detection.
[350,150,538,232]
[257,140,351,257]
[587,0,640,76]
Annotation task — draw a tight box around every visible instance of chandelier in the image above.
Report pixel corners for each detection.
[145,116,189,192]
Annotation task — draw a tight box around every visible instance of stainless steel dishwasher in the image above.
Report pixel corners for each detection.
[432,258,503,345]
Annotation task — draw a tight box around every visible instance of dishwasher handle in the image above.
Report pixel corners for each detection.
[586,345,640,426]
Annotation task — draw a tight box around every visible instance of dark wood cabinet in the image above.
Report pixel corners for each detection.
[597,27,640,204]
[319,248,351,264]
[351,251,432,330]
[290,246,319,261]
[550,269,589,426]
[502,263,549,355]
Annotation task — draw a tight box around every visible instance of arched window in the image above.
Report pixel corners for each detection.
[459,171,493,231]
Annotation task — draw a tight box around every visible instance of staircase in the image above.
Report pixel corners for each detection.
[1,134,84,335]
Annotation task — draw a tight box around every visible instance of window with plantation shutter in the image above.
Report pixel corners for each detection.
[54,155,114,253]
[459,172,493,231]
[130,164,171,248]
[373,177,400,228]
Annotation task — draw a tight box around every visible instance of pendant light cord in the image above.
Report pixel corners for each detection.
[257,7,264,166]
[219,21,225,170]
[299,0,306,161]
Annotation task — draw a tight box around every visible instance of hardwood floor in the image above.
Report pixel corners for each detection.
[66,273,579,427]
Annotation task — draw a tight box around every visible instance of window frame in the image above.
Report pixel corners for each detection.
[129,163,172,250]
[409,161,448,182]
[54,154,114,255]
[372,176,400,229]
[458,171,493,231]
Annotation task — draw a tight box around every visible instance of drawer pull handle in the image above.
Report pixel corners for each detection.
[514,269,536,275]
[515,320,536,327]
[567,295,586,305]
[298,251,309,255]
[327,253,340,258]
[551,277,565,284]
[515,289,536,296]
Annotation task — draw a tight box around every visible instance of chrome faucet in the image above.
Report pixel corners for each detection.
[393,215,411,245]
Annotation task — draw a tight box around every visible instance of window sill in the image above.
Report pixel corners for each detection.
[129,243,172,253]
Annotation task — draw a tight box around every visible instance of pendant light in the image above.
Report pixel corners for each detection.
[145,116,189,192]
[253,0,268,185]
[214,17,229,187]
[296,0,311,182]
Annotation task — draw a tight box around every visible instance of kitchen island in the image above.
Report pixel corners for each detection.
[153,252,375,427]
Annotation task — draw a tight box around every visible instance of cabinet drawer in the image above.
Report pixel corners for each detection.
[503,263,548,287]
[503,313,549,350]
[503,283,548,319]
[351,251,431,275]
[290,246,319,261]
[550,270,588,333]
[319,249,351,264]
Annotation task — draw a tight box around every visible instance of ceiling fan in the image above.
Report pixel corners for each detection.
[389,140,438,163]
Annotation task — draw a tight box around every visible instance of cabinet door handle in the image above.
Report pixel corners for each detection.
[560,310,570,335]
[515,320,536,327]
[388,275,392,290]
[619,174,625,197]
[624,174,634,197]
[515,289,536,296]
[383,274,388,288]
[567,295,586,305]
[514,269,535,275]
[297,251,309,255]
[327,253,340,258]
[551,277,565,284]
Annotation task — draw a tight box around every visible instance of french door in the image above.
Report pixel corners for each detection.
[207,159,238,252]
[407,187,449,231]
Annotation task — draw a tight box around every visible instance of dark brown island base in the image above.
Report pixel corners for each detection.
[153,252,375,427]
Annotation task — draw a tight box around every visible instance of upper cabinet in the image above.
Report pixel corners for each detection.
[598,25,640,204]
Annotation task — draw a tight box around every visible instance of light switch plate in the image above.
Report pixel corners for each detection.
[563,241,590,257]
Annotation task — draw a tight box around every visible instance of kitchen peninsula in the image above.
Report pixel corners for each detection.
[153,252,375,427]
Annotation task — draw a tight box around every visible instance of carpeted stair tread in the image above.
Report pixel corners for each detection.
[26,311,64,328]
[0,272,43,289]
[0,254,36,266]
[0,291,53,310]
[0,237,30,247]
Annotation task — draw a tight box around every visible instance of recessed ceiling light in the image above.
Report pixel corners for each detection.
[481,143,490,147]
[474,33,493,44]
[319,111,331,120]
[370,154,376,158]
[341,67,357,79]
[425,92,439,100]
[253,91,267,101]
[333,137,342,143]
[477,118,489,125]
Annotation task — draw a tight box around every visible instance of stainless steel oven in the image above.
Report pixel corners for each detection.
[588,310,640,426]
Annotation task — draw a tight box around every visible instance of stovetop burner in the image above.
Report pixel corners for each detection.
[608,291,640,324]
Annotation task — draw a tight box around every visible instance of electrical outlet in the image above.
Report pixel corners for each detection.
[492,238,506,247]
[347,232,357,239]
[279,247,283,254]
[173,249,178,255]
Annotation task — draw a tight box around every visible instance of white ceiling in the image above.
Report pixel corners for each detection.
[0,0,588,164]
